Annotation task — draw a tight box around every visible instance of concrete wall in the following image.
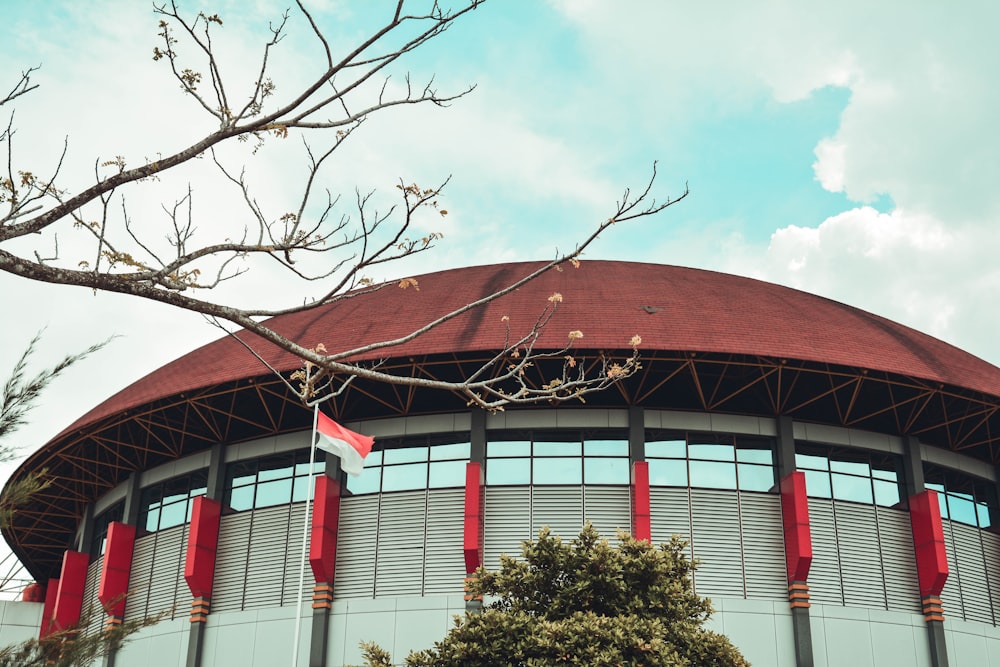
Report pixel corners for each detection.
[0,600,42,652]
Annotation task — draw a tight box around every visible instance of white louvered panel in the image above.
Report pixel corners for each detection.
[531,486,583,542]
[212,513,252,613]
[483,487,531,571]
[83,558,104,636]
[875,507,920,613]
[145,526,185,619]
[939,520,964,620]
[739,493,786,601]
[583,486,631,544]
[690,490,744,599]
[649,487,692,560]
[876,507,920,612]
[334,495,379,599]
[244,505,291,610]
[982,531,1000,627]
[952,522,993,624]
[806,498,842,605]
[281,502,312,606]
[375,491,427,597]
[833,503,886,609]
[123,533,156,622]
[423,489,466,595]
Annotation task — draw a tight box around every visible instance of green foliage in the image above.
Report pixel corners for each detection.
[354,524,749,667]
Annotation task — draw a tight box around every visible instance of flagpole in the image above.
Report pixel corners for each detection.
[291,403,320,667]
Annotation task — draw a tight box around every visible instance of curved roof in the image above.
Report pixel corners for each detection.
[56,260,1000,436]
[9,261,1000,578]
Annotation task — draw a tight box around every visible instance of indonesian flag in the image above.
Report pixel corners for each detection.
[314,412,375,476]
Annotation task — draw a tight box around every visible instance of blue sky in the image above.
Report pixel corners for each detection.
[1,1,998,572]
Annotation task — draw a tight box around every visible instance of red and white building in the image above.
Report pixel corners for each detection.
[3,261,1000,666]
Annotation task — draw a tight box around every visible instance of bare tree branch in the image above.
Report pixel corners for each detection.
[0,1,689,412]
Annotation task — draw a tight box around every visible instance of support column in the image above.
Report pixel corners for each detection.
[184,443,225,667]
[463,411,487,613]
[51,550,89,634]
[780,471,814,667]
[776,418,814,667]
[463,461,485,613]
[910,489,950,667]
[308,468,342,667]
[98,521,137,667]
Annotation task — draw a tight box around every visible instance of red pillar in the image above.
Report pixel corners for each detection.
[184,496,222,621]
[909,490,949,617]
[51,551,89,633]
[98,521,136,628]
[39,578,59,638]
[631,461,651,542]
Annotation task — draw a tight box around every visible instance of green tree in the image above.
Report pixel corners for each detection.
[356,524,749,667]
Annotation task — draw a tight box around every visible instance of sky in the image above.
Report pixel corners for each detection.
[0,0,998,585]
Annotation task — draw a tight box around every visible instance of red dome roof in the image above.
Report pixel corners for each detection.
[59,260,1000,437]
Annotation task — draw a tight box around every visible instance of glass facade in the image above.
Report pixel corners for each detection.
[645,432,775,492]
[139,470,209,534]
[925,464,998,529]
[224,450,324,512]
[345,435,471,495]
[485,430,629,485]
[89,501,124,558]
[795,445,902,507]
[116,425,1000,537]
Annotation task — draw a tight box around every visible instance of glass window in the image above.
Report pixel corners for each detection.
[139,470,208,532]
[346,467,381,495]
[738,463,775,492]
[584,457,629,485]
[584,439,628,456]
[431,442,470,461]
[255,478,293,508]
[648,459,687,486]
[688,442,734,462]
[534,457,583,485]
[736,446,772,465]
[831,473,873,504]
[486,458,530,485]
[689,460,737,490]
[382,462,428,492]
[534,440,582,457]
[384,446,429,465]
[646,440,686,458]
[429,459,467,488]
[803,469,832,499]
[797,445,903,508]
[229,485,254,512]
[487,441,531,457]
[924,465,998,528]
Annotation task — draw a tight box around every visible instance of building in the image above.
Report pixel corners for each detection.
[3,260,1000,666]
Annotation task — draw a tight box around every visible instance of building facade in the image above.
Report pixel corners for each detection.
[4,261,1000,666]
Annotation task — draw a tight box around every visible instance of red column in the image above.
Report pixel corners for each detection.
[184,496,222,622]
[780,471,813,608]
[631,461,651,542]
[309,475,341,611]
[98,522,136,624]
[51,551,89,632]
[39,578,59,638]
[910,489,949,620]
[463,462,484,573]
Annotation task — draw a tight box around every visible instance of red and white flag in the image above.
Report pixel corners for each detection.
[314,411,374,476]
